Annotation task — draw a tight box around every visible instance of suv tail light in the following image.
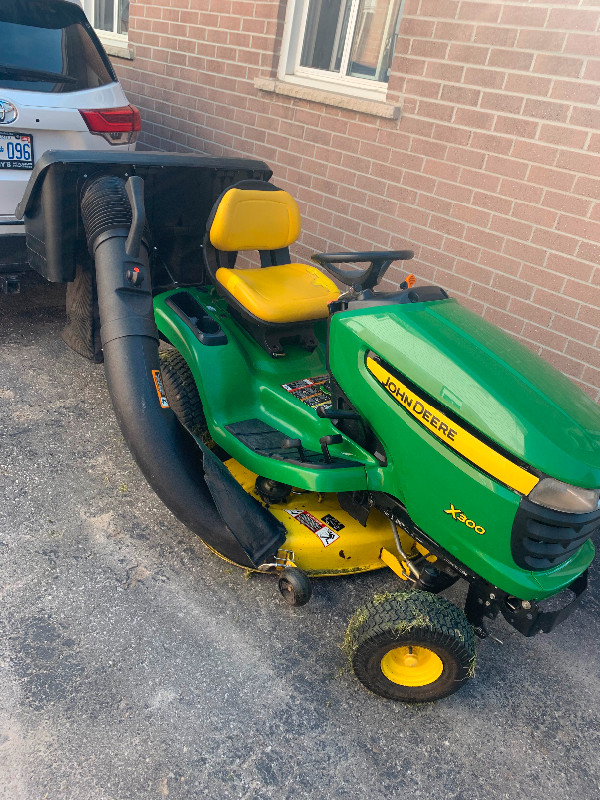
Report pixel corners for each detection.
[79,105,141,145]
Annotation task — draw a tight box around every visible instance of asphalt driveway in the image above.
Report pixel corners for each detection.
[1,276,599,800]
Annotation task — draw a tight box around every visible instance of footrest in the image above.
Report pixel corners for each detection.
[225,419,362,469]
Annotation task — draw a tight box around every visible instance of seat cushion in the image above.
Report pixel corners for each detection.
[215,263,339,324]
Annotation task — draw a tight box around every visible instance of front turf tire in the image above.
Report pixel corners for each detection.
[346,591,476,703]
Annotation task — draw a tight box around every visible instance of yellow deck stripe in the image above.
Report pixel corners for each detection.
[366,357,539,496]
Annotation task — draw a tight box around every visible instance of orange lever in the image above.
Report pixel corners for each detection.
[405,274,416,288]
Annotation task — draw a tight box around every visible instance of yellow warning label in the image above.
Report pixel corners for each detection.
[152,369,170,409]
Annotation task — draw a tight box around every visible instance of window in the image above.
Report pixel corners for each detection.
[0,1,116,94]
[82,0,131,58]
[280,0,403,100]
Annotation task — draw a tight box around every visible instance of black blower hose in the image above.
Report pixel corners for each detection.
[80,175,283,568]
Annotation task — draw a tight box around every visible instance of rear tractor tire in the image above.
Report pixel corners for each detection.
[159,349,211,444]
[346,590,476,702]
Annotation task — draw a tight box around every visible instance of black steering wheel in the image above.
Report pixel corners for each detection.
[311,250,414,293]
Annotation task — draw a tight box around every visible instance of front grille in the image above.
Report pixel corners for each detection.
[512,498,600,571]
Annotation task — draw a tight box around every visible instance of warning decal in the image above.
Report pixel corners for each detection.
[286,509,340,547]
[282,375,331,410]
[152,369,170,409]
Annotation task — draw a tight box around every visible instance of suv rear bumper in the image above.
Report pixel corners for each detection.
[0,220,28,273]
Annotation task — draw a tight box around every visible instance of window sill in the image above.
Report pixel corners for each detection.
[254,77,400,120]
[96,31,134,60]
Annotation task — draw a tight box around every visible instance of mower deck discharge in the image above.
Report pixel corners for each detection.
[18,152,600,702]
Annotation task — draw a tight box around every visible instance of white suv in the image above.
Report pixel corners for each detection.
[0,0,139,282]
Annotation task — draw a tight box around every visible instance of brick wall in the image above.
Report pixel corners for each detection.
[114,0,600,401]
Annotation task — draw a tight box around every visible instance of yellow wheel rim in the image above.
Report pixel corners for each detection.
[380,645,444,687]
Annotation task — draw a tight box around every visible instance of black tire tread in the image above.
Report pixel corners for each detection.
[159,349,210,441]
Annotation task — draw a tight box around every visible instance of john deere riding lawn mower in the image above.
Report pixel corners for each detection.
[17,152,600,702]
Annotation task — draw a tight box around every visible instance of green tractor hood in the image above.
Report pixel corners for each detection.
[340,298,600,489]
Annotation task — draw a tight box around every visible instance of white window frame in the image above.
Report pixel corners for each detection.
[278,0,403,103]
[82,0,129,54]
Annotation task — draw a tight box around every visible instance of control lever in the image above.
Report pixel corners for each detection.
[282,437,306,462]
[125,175,145,259]
[320,434,343,464]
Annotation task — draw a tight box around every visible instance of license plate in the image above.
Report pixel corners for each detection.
[0,133,34,170]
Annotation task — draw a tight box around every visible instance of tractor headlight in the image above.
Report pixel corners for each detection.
[528,478,600,514]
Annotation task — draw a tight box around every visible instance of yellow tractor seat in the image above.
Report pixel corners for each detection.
[215,263,339,324]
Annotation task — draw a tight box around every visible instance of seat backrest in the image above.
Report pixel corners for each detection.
[208,180,301,253]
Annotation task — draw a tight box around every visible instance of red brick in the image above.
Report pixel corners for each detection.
[490,214,533,242]
[550,80,600,105]
[503,238,547,267]
[531,228,579,256]
[569,106,600,130]
[513,201,557,229]
[446,145,486,169]
[512,140,558,167]
[455,259,494,286]
[508,297,552,326]
[501,5,549,26]
[432,123,471,146]
[557,213,600,246]
[528,165,575,193]
[532,287,580,319]
[465,226,504,252]
[469,282,511,310]
[583,60,600,81]
[588,135,600,154]
[480,91,523,115]
[424,61,465,82]
[417,99,455,122]
[486,154,528,180]
[523,322,569,353]
[448,43,490,65]
[440,85,481,106]
[464,66,505,89]
[417,0,458,16]
[548,8,600,32]
[551,315,598,347]
[505,74,552,98]
[404,77,442,99]
[566,33,600,58]
[537,123,588,150]
[533,54,584,80]
[488,49,534,71]
[457,2,501,23]
[523,98,570,123]
[564,279,600,309]
[460,167,501,193]
[471,131,513,155]
[573,175,600,199]
[578,304,600,328]
[566,340,600,371]
[452,203,491,228]
[516,29,566,53]
[577,241,600,266]
[444,237,481,263]
[410,138,448,160]
[437,180,473,204]
[494,115,538,140]
[472,191,512,215]
[434,21,475,41]
[455,107,495,130]
[474,24,517,48]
